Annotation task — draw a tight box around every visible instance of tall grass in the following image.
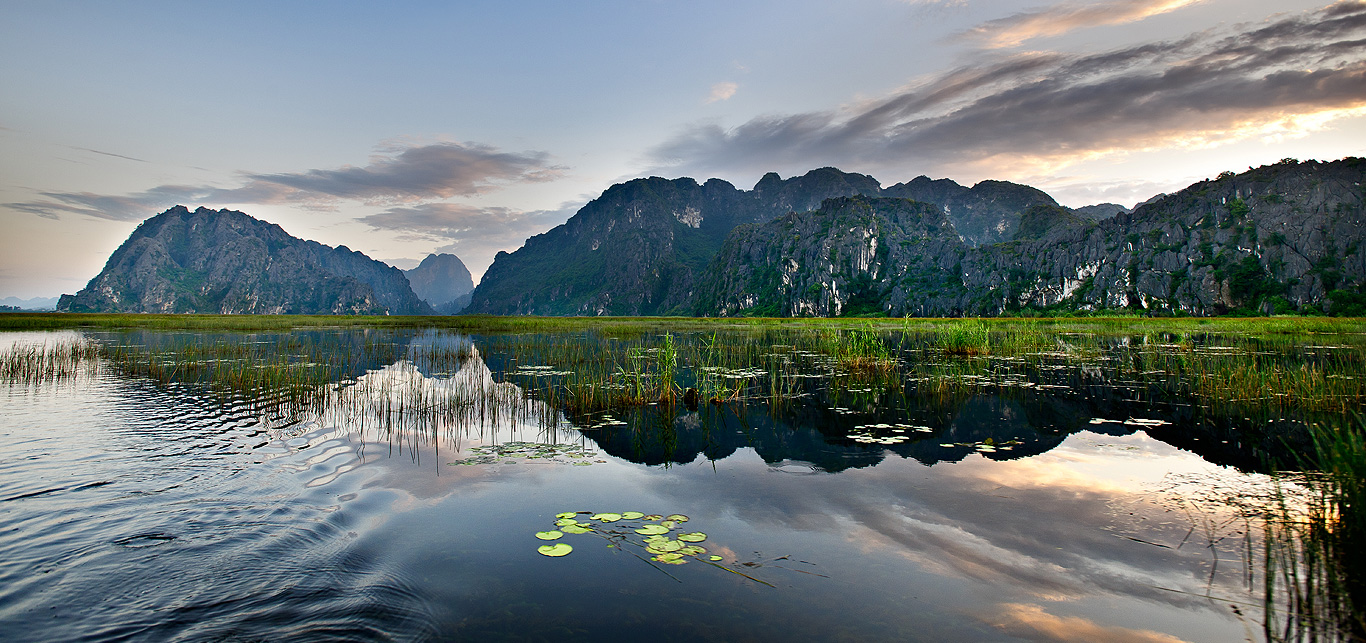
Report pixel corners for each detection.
[937,319,990,355]
[1264,419,1366,642]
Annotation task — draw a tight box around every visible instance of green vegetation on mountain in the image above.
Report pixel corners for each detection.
[58,206,432,315]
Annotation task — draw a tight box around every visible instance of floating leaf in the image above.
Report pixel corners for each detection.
[666,514,689,522]
[677,532,707,543]
[538,543,572,557]
[555,512,577,519]
[535,530,564,541]
[709,555,723,562]
[561,525,592,534]
[621,511,644,520]
[643,514,663,521]
[678,545,706,556]
[591,513,622,522]
[635,524,669,535]
[661,520,677,529]
[647,539,683,553]
[555,518,577,527]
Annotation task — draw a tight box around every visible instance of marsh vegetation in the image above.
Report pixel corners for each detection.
[2,314,1364,641]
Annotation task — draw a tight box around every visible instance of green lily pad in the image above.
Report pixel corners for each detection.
[555,518,577,527]
[709,555,724,562]
[537,543,573,557]
[591,513,622,522]
[635,524,669,535]
[653,552,684,563]
[677,532,707,543]
[647,539,682,553]
[660,520,676,529]
[643,514,663,521]
[666,514,689,522]
[678,545,706,556]
[535,530,563,541]
[555,512,577,519]
[561,525,592,534]
[620,511,644,520]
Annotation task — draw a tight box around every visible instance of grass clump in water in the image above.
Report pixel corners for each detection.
[938,319,990,355]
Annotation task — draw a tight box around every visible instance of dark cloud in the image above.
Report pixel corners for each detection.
[9,142,565,221]
[244,142,564,203]
[649,2,1366,181]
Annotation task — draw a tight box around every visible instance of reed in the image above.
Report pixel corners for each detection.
[1264,419,1366,642]
[937,318,991,355]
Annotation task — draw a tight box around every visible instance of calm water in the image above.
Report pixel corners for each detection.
[0,328,1286,641]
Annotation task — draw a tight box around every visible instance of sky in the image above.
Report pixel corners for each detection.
[2,0,1365,299]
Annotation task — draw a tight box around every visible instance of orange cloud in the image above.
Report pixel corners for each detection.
[988,603,1191,643]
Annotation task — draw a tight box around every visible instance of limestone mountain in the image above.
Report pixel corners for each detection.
[695,158,1366,317]
[58,206,433,315]
[881,177,1061,245]
[464,167,883,315]
[404,253,474,314]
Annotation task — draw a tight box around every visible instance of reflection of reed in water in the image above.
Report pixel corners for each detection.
[1264,421,1366,642]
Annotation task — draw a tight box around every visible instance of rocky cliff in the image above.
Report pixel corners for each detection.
[404,253,474,314]
[466,166,1127,316]
[695,158,1366,317]
[58,206,433,315]
[464,168,885,315]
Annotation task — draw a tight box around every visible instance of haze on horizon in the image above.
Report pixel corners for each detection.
[2,0,1364,299]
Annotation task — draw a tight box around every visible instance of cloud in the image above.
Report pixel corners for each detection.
[987,603,1191,643]
[706,81,739,103]
[358,201,580,279]
[243,141,564,203]
[9,141,566,221]
[648,2,1366,183]
[962,0,1205,49]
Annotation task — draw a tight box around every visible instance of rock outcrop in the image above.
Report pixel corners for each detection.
[694,158,1366,317]
[404,253,474,314]
[58,206,433,315]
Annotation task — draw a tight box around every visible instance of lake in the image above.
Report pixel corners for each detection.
[1,320,1361,641]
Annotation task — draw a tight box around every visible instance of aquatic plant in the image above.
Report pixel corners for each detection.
[532,510,773,585]
[938,318,991,355]
[0,337,100,385]
[1264,418,1366,642]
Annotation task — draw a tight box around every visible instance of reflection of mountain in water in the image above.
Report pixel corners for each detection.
[87,329,1312,473]
[568,365,1310,473]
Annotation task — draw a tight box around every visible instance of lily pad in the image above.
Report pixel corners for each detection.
[666,514,689,522]
[677,532,707,543]
[709,555,724,562]
[620,511,644,520]
[591,513,623,522]
[555,512,577,519]
[642,540,680,556]
[555,518,578,527]
[537,543,573,557]
[643,514,663,521]
[635,524,669,535]
[535,530,564,541]
[561,525,592,534]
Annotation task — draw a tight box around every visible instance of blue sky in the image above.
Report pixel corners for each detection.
[3,0,1364,298]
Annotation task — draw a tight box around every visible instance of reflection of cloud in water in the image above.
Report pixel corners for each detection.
[988,603,1190,643]
[654,431,1257,612]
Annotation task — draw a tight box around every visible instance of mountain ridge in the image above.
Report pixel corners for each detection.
[58,206,433,315]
